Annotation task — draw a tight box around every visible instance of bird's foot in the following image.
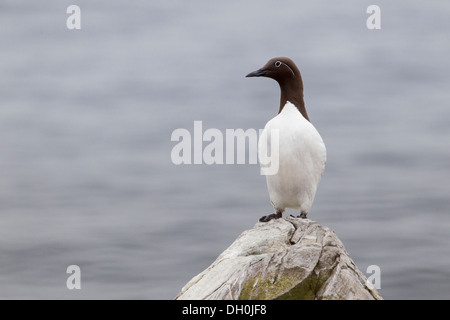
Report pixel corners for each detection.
[298,212,307,219]
[259,212,282,222]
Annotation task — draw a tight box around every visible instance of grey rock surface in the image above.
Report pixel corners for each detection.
[176,217,382,300]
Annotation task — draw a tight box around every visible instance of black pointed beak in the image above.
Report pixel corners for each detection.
[246,69,269,78]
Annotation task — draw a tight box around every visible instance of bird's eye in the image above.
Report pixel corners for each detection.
[275,61,282,67]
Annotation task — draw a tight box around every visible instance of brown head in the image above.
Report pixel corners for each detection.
[246,57,309,121]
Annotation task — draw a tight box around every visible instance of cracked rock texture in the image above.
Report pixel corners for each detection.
[176,217,382,300]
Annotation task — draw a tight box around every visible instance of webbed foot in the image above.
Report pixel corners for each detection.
[298,212,307,219]
[259,211,282,222]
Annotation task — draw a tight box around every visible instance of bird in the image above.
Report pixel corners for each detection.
[246,57,326,222]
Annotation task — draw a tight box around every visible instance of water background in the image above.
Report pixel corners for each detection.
[0,1,449,299]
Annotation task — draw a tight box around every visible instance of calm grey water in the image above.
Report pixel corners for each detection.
[0,1,449,299]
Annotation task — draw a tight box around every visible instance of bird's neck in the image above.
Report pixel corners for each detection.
[279,83,309,121]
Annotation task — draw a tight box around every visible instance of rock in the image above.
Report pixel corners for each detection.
[175,217,382,300]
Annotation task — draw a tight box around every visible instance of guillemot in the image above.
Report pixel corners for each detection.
[246,57,326,222]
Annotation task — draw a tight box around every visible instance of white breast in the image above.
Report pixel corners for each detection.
[258,102,326,214]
